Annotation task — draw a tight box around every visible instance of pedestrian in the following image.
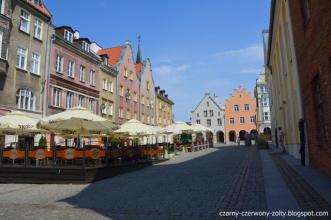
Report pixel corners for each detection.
[278,127,285,152]
[237,136,240,146]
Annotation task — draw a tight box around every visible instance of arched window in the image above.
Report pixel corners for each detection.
[16,89,35,111]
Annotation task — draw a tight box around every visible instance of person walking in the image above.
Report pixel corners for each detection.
[278,127,285,153]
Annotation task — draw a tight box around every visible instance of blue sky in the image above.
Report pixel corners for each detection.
[45,0,271,122]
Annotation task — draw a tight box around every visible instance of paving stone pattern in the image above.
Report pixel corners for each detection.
[0,146,267,220]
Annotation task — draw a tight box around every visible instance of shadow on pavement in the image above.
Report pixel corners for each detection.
[59,146,256,219]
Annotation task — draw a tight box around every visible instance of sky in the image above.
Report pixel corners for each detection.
[45,0,271,122]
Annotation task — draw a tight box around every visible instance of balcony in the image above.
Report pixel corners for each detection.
[0,58,8,76]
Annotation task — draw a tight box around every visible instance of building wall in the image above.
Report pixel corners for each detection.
[99,65,117,122]
[268,0,304,159]
[255,70,271,133]
[116,45,139,124]
[0,0,51,119]
[139,59,156,125]
[156,96,173,128]
[47,35,100,116]
[225,88,257,143]
[191,94,225,144]
[289,0,331,176]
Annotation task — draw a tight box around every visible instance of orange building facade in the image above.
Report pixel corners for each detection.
[225,87,257,143]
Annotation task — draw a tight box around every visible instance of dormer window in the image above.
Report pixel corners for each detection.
[102,56,107,65]
[32,0,41,5]
[64,30,73,42]
[82,41,90,52]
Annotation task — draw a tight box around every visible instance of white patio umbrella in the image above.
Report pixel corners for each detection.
[114,119,151,136]
[191,124,213,132]
[40,117,117,135]
[164,121,193,134]
[0,111,40,134]
[39,107,106,124]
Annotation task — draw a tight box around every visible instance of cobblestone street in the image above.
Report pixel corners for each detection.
[0,146,330,220]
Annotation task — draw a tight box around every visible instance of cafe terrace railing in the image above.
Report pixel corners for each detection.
[0,144,171,168]
[186,142,210,152]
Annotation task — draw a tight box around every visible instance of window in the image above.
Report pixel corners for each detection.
[88,98,95,113]
[16,89,35,111]
[119,108,124,118]
[31,53,40,75]
[218,112,220,116]
[119,85,124,96]
[204,110,208,117]
[209,110,213,117]
[141,95,145,105]
[263,98,269,107]
[53,88,61,107]
[133,91,137,102]
[244,104,249,112]
[66,92,74,108]
[197,113,199,118]
[78,95,84,107]
[207,119,211,127]
[109,81,113,92]
[79,65,85,82]
[313,77,326,147]
[129,71,133,80]
[240,117,245,124]
[109,103,113,116]
[20,10,30,33]
[101,103,107,114]
[90,70,95,86]
[126,89,131,100]
[206,101,209,107]
[133,111,137,120]
[32,0,41,5]
[217,118,222,126]
[124,68,128,78]
[82,41,90,52]
[230,117,234,125]
[33,19,43,40]
[250,116,256,123]
[264,112,269,121]
[56,55,63,73]
[103,79,108,90]
[0,0,5,14]
[196,120,200,124]
[147,81,150,91]
[64,30,73,42]
[234,105,239,112]
[68,60,75,78]
[302,0,310,24]
[126,109,130,120]
[16,47,27,70]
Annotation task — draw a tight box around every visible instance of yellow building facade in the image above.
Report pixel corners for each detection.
[99,55,118,122]
[265,0,305,160]
[155,87,174,128]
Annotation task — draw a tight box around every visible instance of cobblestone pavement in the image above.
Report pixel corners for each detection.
[271,154,331,220]
[0,146,266,220]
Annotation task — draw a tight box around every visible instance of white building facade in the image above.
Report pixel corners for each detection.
[255,70,272,134]
[191,93,226,144]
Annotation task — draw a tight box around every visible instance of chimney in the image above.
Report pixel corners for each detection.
[155,86,160,93]
[165,94,168,98]
[160,90,165,96]
[74,31,80,39]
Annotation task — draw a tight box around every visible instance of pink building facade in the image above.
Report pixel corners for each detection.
[47,26,101,116]
[98,43,139,124]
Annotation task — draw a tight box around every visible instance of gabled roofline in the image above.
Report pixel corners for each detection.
[191,94,223,113]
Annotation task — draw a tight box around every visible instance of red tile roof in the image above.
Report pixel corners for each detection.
[98,46,125,65]
[135,63,142,76]
[23,0,51,18]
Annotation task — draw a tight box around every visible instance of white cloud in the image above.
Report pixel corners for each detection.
[210,43,264,63]
[154,64,191,75]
